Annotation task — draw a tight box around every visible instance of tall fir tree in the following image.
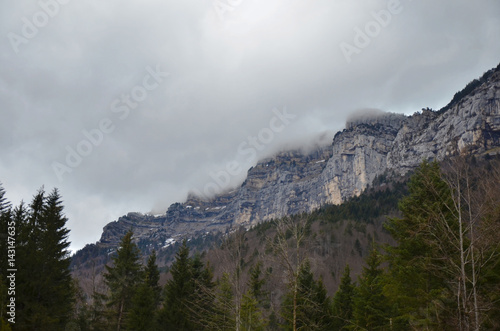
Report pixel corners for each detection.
[248,261,266,304]
[144,250,161,305]
[126,282,156,331]
[103,231,142,331]
[332,264,355,330]
[40,189,74,326]
[159,241,217,330]
[239,261,268,330]
[352,247,391,330]
[190,253,216,323]
[281,260,332,330]
[159,240,193,329]
[212,272,236,331]
[384,161,460,329]
[240,291,266,331]
[126,250,161,331]
[14,188,75,330]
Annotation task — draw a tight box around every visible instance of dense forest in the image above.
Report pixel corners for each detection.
[1,156,500,330]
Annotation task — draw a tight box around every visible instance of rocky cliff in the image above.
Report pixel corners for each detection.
[77,63,500,258]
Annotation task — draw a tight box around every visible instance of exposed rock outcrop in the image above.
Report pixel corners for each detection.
[80,64,500,257]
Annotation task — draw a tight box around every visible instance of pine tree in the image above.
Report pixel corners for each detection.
[239,261,268,330]
[281,260,332,330]
[103,231,142,331]
[248,261,266,303]
[14,188,74,330]
[212,272,236,331]
[384,158,500,330]
[159,240,193,329]
[144,250,161,306]
[159,240,216,330]
[352,247,390,330]
[332,264,355,330]
[384,161,462,329]
[190,253,216,323]
[126,250,161,330]
[40,189,74,326]
[240,291,266,331]
[126,282,156,331]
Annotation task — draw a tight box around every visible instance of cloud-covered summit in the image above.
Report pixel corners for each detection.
[1,0,499,251]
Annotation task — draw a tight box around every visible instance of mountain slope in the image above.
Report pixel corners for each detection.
[72,62,500,272]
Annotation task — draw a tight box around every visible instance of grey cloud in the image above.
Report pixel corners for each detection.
[1,0,499,251]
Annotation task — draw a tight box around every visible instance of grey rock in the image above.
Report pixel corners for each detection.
[92,67,500,251]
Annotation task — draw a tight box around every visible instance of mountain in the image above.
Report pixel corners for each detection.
[72,63,500,272]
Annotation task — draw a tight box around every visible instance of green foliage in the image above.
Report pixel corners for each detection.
[314,177,408,225]
[66,155,500,330]
[0,186,75,330]
[332,265,355,330]
[126,282,156,331]
[240,261,268,330]
[144,250,161,306]
[12,188,75,330]
[0,317,12,331]
[159,240,192,329]
[248,261,265,300]
[103,231,142,330]
[240,292,266,331]
[384,161,457,329]
[159,240,215,330]
[126,250,161,330]
[281,260,332,330]
[352,247,391,330]
[213,272,236,330]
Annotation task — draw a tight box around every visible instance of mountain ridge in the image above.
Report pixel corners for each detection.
[72,62,500,268]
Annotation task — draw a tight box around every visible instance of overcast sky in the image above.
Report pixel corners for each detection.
[1,0,499,252]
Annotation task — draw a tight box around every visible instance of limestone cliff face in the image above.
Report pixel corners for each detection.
[92,65,500,250]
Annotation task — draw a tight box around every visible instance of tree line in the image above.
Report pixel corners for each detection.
[1,155,499,330]
[0,187,73,330]
[70,158,500,330]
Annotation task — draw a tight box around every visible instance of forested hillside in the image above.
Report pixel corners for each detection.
[3,155,499,330]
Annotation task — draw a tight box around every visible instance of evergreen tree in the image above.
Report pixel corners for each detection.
[212,272,236,331]
[159,240,215,330]
[190,253,216,325]
[239,261,268,330]
[159,240,193,329]
[15,188,74,330]
[144,250,161,306]
[103,231,142,331]
[40,189,74,326]
[89,289,107,331]
[126,282,156,331]
[384,161,460,329]
[248,261,266,303]
[281,260,332,330]
[240,291,266,331]
[352,247,390,330]
[332,264,355,330]
[127,250,161,330]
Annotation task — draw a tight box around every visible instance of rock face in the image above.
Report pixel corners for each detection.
[87,64,500,253]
